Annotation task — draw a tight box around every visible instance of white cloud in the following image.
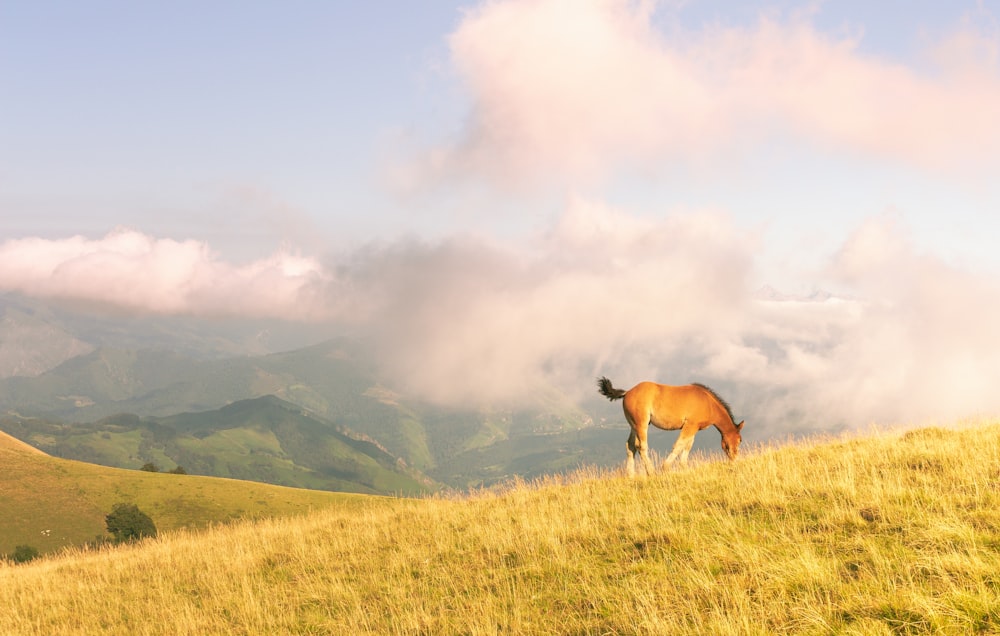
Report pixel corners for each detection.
[709,215,1000,431]
[0,228,331,320]
[323,197,755,404]
[327,206,1000,433]
[422,0,1000,188]
[4,209,1000,432]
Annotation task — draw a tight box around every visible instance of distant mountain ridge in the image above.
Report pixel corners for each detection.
[0,339,375,421]
[0,292,339,379]
[1,394,430,495]
[0,293,664,492]
[0,337,612,490]
[0,302,94,377]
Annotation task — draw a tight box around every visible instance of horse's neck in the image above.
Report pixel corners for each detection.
[712,416,737,435]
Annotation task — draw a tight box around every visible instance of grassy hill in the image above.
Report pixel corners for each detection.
[3,420,999,634]
[0,429,387,556]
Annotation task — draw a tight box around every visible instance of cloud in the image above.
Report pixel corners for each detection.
[0,228,331,320]
[322,205,1000,435]
[5,210,1000,433]
[694,215,1000,433]
[373,0,1000,432]
[328,197,755,405]
[420,0,1000,188]
[820,217,1000,423]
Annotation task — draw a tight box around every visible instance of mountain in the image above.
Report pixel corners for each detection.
[1,395,432,496]
[0,292,339,378]
[0,339,380,422]
[0,338,616,489]
[0,428,379,555]
[0,299,94,377]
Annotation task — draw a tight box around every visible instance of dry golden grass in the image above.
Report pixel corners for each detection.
[2,420,999,635]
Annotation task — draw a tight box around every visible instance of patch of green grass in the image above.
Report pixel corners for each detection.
[0,430,383,555]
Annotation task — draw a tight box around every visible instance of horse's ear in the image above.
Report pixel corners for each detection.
[736,420,744,432]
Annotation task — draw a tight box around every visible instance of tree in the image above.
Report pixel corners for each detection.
[105,503,157,543]
[140,462,159,472]
[168,465,187,475]
[11,545,39,563]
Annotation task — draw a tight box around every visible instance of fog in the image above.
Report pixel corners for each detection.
[6,203,999,434]
[333,207,1000,432]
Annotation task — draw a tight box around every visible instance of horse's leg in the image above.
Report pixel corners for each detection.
[664,419,698,466]
[635,420,655,476]
[678,425,700,464]
[626,430,637,477]
[625,402,655,476]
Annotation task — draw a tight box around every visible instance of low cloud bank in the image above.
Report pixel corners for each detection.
[3,211,1000,432]
[339,207,1000,433]
[0,228,331,320]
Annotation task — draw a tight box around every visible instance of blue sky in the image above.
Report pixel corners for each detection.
[3,1,997,265]
[2,1,1000,427]
[1,2,463,249]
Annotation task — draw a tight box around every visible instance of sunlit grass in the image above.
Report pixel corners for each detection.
[3,420,999,634]
[0,430,376,554]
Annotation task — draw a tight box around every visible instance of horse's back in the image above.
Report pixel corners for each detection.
[624,381,696,403]
[623,382,726,430]
[621,381,675,412]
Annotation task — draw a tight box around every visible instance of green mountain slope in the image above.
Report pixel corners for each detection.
[0,339,610,487]
[2,395,433,496]
[0,429,384,556]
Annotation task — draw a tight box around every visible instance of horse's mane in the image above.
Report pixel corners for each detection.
[692,383,736,425]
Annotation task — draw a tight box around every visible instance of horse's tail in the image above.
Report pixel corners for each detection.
[597,376,627,401]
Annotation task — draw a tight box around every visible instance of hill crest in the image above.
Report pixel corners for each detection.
[0,421,381,555]
[0,428,46,456]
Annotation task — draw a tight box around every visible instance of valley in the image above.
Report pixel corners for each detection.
[0,295,628,494]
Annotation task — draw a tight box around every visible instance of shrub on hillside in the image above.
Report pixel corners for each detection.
[105,503,157,543]
[9,545,39,564]
[168,465,187,474]
[140,462,159,472]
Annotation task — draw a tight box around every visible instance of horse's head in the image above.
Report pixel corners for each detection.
[721,420,745,460]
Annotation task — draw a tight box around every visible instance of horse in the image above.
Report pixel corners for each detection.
[597,376,744,476]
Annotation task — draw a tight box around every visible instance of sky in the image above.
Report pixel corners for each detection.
[3,0,1000,433]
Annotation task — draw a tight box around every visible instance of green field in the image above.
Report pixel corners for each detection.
[0,430,386,555]
[3,420,998,634]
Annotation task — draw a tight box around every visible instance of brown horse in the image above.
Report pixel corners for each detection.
[597,377,744,476]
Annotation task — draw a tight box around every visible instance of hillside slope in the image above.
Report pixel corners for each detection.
[3,421,999,634]
[0,429,384,556]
